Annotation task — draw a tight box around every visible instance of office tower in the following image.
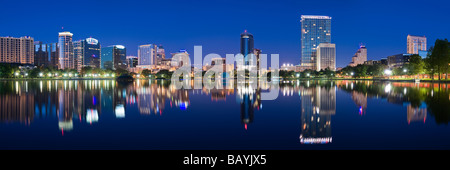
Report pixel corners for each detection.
[0,36,34,64]
[407,35,427,55]
[74,38,101,71]
[349,45,367,67]
[126,56,138,68]
[170,49,189,67]
[101,45,126,70]
[253,48,262,75]
[316,43,336,71]
[73,40,82,71]
[300,15,332,70]
[157,45,165,65]
[58,32,74,70]
[240,30,254,58]
[34,41,51,67]
[138,44,158,66]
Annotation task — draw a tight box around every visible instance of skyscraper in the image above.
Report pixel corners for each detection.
[240,30,254,58]
[349,45,367,67]
[300,15,332,70]
[407,35,427,56]
[316,43,336,71]
[101,45,126,70]
[126,56,138,68]
[58,32,74,70]
[239,30,256,71]
[157,45,165,65]
[74,38,101,71]
[138,44,158,66]
[0,36,34,64]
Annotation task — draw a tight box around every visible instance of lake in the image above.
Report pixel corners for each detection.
[0,79,449,150]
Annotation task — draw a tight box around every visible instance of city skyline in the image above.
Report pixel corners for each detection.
[1,0,449,68]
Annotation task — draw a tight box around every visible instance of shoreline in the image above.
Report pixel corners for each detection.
[2,77,450,83]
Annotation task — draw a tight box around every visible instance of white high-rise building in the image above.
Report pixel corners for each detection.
[407,35,427,55]
[138,44,158,66]
[316,43,336,71]
[58,32,74,70]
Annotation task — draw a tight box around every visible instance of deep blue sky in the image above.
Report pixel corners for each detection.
[1,0,449,67]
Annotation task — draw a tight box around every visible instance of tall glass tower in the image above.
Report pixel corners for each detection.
[58,32,74,70]
[301,15,331,70]
[240,30,254,65]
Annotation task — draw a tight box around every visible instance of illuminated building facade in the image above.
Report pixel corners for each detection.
[301,15,331,70]
[0,36,34,64]
[316,43,336,71]
[74,38,101,71]
[101,45,126,70]
[349,45,367,67]
[58,32,74,69]
[34,41,58,67]
[407,35,427,55]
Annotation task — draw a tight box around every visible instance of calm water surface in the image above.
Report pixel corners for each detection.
[1,79,450,150]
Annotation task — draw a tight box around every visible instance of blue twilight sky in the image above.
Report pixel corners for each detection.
[1,0,449,68]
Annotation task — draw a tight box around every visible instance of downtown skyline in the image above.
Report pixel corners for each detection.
[1,0,449,68]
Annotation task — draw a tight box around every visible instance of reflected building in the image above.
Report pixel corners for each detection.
[136,80,190,115]
[299,83,335,144]
[0,82,35,124]
[237,82,262,130]
[351,91,367,115]
[407,104,427,124]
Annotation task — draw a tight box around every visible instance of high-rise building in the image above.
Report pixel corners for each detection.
[170,49,189,68]
[349,45,367,67]
[101,45,126,70]
[58,32,74,70]
[240,30,254,58]
[126,56,138,68]
[407,35,427,55]
[74,38,101,71]
[300,15,332,70]
[157,45,165,65]
[316,43,336,71]
[0,36,34,64]
[138,44,158,66]
[239,30,256,71]
[34,41,59,67]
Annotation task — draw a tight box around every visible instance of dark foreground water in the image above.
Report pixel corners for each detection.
[0,79,449,150]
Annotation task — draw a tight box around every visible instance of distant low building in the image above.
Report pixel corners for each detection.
[363,60,381,65]
[281,63,296,71]
[387,54,412,68]
[349,45,367,67]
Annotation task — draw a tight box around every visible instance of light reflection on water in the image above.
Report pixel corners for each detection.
[0,79,449,149]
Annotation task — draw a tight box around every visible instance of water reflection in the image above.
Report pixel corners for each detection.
[298,81,335,144]
[1,79,450,141]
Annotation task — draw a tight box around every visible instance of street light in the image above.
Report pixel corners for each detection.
[296,73,300,78]
[384,69,392,76]
[403,69,407,73]
[39,73,43,77]
[350,72,354,76]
